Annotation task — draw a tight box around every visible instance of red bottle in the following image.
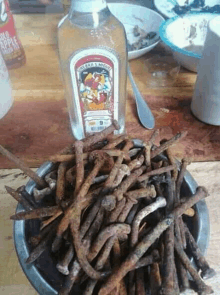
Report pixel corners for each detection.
[0,0,26,69]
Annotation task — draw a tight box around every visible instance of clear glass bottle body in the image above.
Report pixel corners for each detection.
[58,0,127,139]
[0,50,13,119]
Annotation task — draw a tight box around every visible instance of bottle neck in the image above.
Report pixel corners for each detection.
[70,0,107,13]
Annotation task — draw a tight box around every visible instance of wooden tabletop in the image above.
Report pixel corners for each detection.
[0,14,220,168]
[0,13,220,294]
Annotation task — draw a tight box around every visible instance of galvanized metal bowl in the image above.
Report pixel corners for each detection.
[13,154,210,295]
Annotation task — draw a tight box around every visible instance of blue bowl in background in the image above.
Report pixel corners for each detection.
[154,0,220,19]
[159,12,217,71]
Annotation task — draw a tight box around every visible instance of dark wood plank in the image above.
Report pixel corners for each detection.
[1,92,220,168]
[126,94,220,162]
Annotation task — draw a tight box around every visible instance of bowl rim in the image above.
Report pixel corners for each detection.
[159,12,215,59]
[103,3,165,60]
[13,155,210,295]
[154,0,220,19]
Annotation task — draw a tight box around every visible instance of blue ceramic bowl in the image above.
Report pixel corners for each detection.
[154,0,220,19]
[159,12,217,71]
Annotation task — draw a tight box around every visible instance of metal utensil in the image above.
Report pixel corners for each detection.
[128,65,155,129]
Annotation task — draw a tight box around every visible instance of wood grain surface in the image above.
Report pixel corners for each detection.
[0,15,219,167]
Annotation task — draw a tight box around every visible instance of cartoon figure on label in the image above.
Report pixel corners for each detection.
[79,68,112,111]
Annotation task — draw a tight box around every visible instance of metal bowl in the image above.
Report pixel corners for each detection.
[14,157,210,295]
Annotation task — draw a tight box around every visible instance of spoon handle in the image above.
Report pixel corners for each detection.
[127,65,155,129]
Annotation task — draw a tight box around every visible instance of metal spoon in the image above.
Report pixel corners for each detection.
[128,65,155,129]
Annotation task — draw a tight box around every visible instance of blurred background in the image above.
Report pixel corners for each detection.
[9,0,153,14]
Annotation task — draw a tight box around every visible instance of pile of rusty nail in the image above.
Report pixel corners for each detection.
[1,120,216,295]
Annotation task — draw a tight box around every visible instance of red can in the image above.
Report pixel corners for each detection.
[0,0,26,69]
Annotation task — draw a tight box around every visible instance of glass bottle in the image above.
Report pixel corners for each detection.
[58,0,127,140]
[0,49,12,119]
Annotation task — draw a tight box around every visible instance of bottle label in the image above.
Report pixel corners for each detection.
[70,48,119,136]
[0,0,25,67]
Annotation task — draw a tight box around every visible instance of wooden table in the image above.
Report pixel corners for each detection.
[0,14,220,294]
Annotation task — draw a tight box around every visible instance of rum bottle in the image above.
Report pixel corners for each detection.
[58,0,127,139]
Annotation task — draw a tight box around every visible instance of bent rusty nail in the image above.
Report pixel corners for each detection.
[183,207,195,217]
[74,141,84,196]
[82,120,120,151]
[40,209,63,230]
[184,223,216,280]
[113,165,146,201]
[104,154,124,188]
[138,164,176,183]
[82,207,104,253]
[165,146,178,181]
[98,186,208,295]
[151,131,187,159]
[5,185,22,202]
[160,224,175,295]
[103,134,128,150]
[45,171,57,190]
[131,197,167,248]
[50,150,126,163]
[174,237,213,295]
[176,158,191,202]
[178,217,187,249]
[134,250,160,270]
[26,226,57,264]
[101,195,116,212]
[127,154,145,171]
[112,164,130,188]
[125,203,139,225]
[108,198,126,223]
[104,140,133,189]
[118,199,137,223]
[135,268,145,295]
[80,199,102,239]
[59,259,81,295]
[144,143,151,168]
[149,129,160,146]
[0,145,47,188]
[56,161,69,204]
[88,223,131,263]
[125,185,157,201]
[112,239,128,295]
[5,186,33,211]
[10,206,60,220]
[30,218,60,247]
[52,233,64,253]
[176,256,190,292]
[83,236,117,295]
[55,153,105,245]
[128,148,141,158]
[68,154,109,281]
[93,175,108,185]
[70,223,130,282]
[150,262,162,295]
[56,244,74,275]
[33,187,52,202]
